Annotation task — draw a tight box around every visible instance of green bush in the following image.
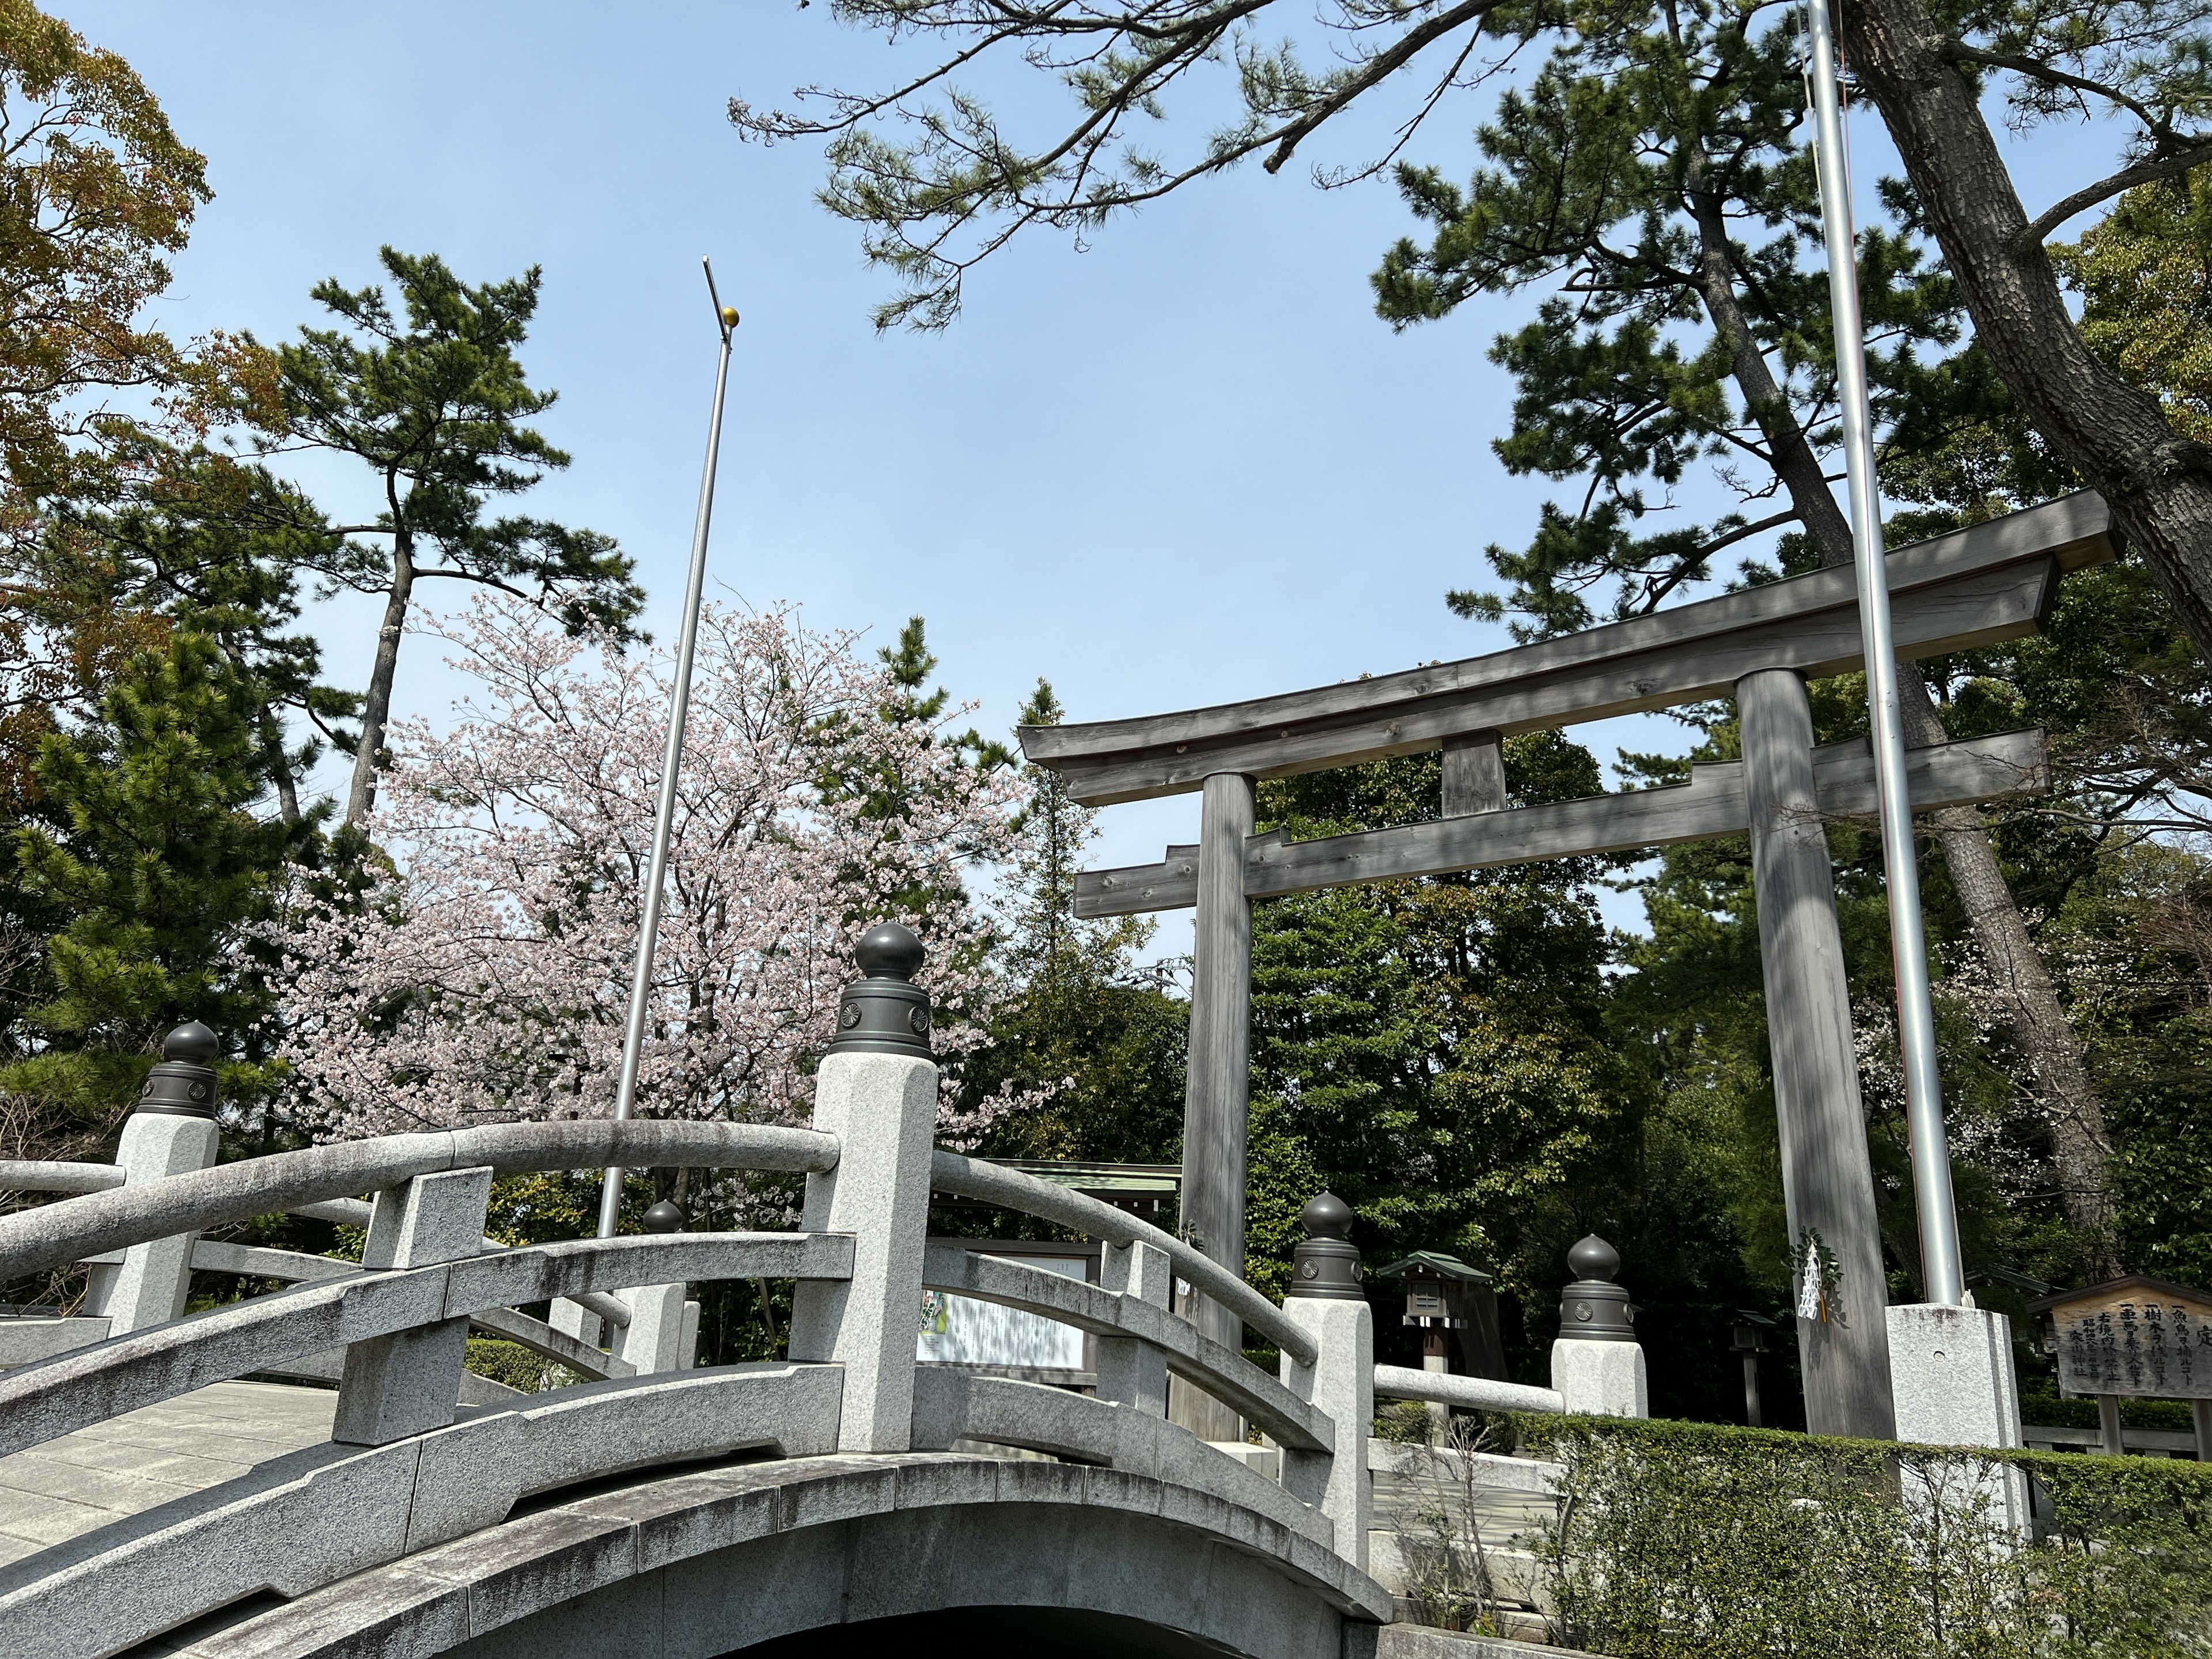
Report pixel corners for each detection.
[1518,1415,2212,1658]
[2018,1390,2198,1433]
[463,1337,576,1395]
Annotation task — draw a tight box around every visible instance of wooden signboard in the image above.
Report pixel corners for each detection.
[2029,1275,2212,1400]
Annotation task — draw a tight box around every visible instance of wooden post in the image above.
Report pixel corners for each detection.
[1442,730,1507,816]
[2098,1393,2124,1456]
[1738,668,1897,1440]
[1171,771,1255,1442]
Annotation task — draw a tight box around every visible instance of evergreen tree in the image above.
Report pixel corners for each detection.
[751,1,2212,676]
[2,630,309,1149]
[1237,737,1769,1410]
[33,445,358,826]
[257,248,640,827]
[964,680,1188,1168]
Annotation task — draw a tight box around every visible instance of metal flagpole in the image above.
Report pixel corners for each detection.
[1802,0,1965,1305]
[597,260,740,1240]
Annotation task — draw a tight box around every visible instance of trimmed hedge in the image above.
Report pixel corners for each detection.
[1516,1415,2212,1658]
[463,1336,577,1393]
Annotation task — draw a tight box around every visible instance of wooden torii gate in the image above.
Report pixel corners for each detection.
[1018,493,2112,1441]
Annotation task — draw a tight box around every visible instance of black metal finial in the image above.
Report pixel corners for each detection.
[1567,1234,1620,1282]
[1559,1233,1637,1343]
[137,1022,219,1119]
[1286,1190,1365,1301]
[824,922,934,1059]
[642,1199,688,1234]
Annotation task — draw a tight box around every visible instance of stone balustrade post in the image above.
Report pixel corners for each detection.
[1279,1191,1373,1570]
[332,1165,494,1446]
[1551,1235,1648,1416]
[786,923,940,1453]
[1096,1238,1172,1415]
[99,1024,223,1335]
[615,1199,696,1373]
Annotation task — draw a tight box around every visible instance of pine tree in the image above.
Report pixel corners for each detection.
[3,629,308,1146]
[259,248,639,827]
[961,680,1187,1168]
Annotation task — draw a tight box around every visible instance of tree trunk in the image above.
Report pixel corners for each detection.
[347,536,414,828]
[1689,181,2119,1269]
[1840,0,2212,664]
[259,704,301,828]
[1897,700,2123,1277]
[1686,159,1856,556]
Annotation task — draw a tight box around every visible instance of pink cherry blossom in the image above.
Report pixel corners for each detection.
[274,596,1026,1147]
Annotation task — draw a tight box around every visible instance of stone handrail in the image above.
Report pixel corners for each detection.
[1372,1363,1566,1415]
[0,1120,837,1284]
[921,1244,1332,1452]
[928,1149,1320,1366]
[0,1230,854,1459]
[0,1161,124,1195]
[183,1238,636,1352]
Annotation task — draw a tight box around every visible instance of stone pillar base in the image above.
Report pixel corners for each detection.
[1887,1303,2022,1449]
[1551,1339,1646,1417]
[1888,1302,2029,1535]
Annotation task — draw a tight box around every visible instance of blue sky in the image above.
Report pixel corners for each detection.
[63,3,2119,953]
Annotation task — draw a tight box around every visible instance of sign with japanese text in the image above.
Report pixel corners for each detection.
[2039,1278,2212,1400]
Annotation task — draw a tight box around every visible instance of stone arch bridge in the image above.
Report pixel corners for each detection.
[0,975,1611,1659]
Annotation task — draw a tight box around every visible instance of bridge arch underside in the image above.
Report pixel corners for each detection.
[198,1455,1388,1659]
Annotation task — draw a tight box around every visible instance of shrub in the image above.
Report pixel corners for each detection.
[463,1337,576,1395]
[1518,1415,2212,1658]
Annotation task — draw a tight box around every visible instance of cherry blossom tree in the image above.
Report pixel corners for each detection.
[274,595,1025,1145]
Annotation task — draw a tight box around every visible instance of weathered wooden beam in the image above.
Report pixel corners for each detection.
[1171,774,1253,1444]
[1072,728,2046,917]
[1022,492,2104,806]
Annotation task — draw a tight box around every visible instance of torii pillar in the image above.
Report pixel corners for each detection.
[1739,669,1897,1439]
[1171,771,1256,1441]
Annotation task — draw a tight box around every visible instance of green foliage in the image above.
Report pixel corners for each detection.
[1242,738,1658,1351]
[0,0,210,493]
[267,247,637,637]
[2,629,308,1133]
[2017,1388,2199,1433]
[33,444,360,813]
[2057,167,2212,444]
[965,679,1186,1173]
[463,1337,573,1395]
[1524,1413,2212,1658]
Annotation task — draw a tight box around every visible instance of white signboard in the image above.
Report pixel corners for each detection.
[918,1252,1086,1371]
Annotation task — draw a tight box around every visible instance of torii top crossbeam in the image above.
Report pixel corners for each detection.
[1018,492,2111,806]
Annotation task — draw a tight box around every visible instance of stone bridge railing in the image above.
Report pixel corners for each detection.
[0,927,1647,1657]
